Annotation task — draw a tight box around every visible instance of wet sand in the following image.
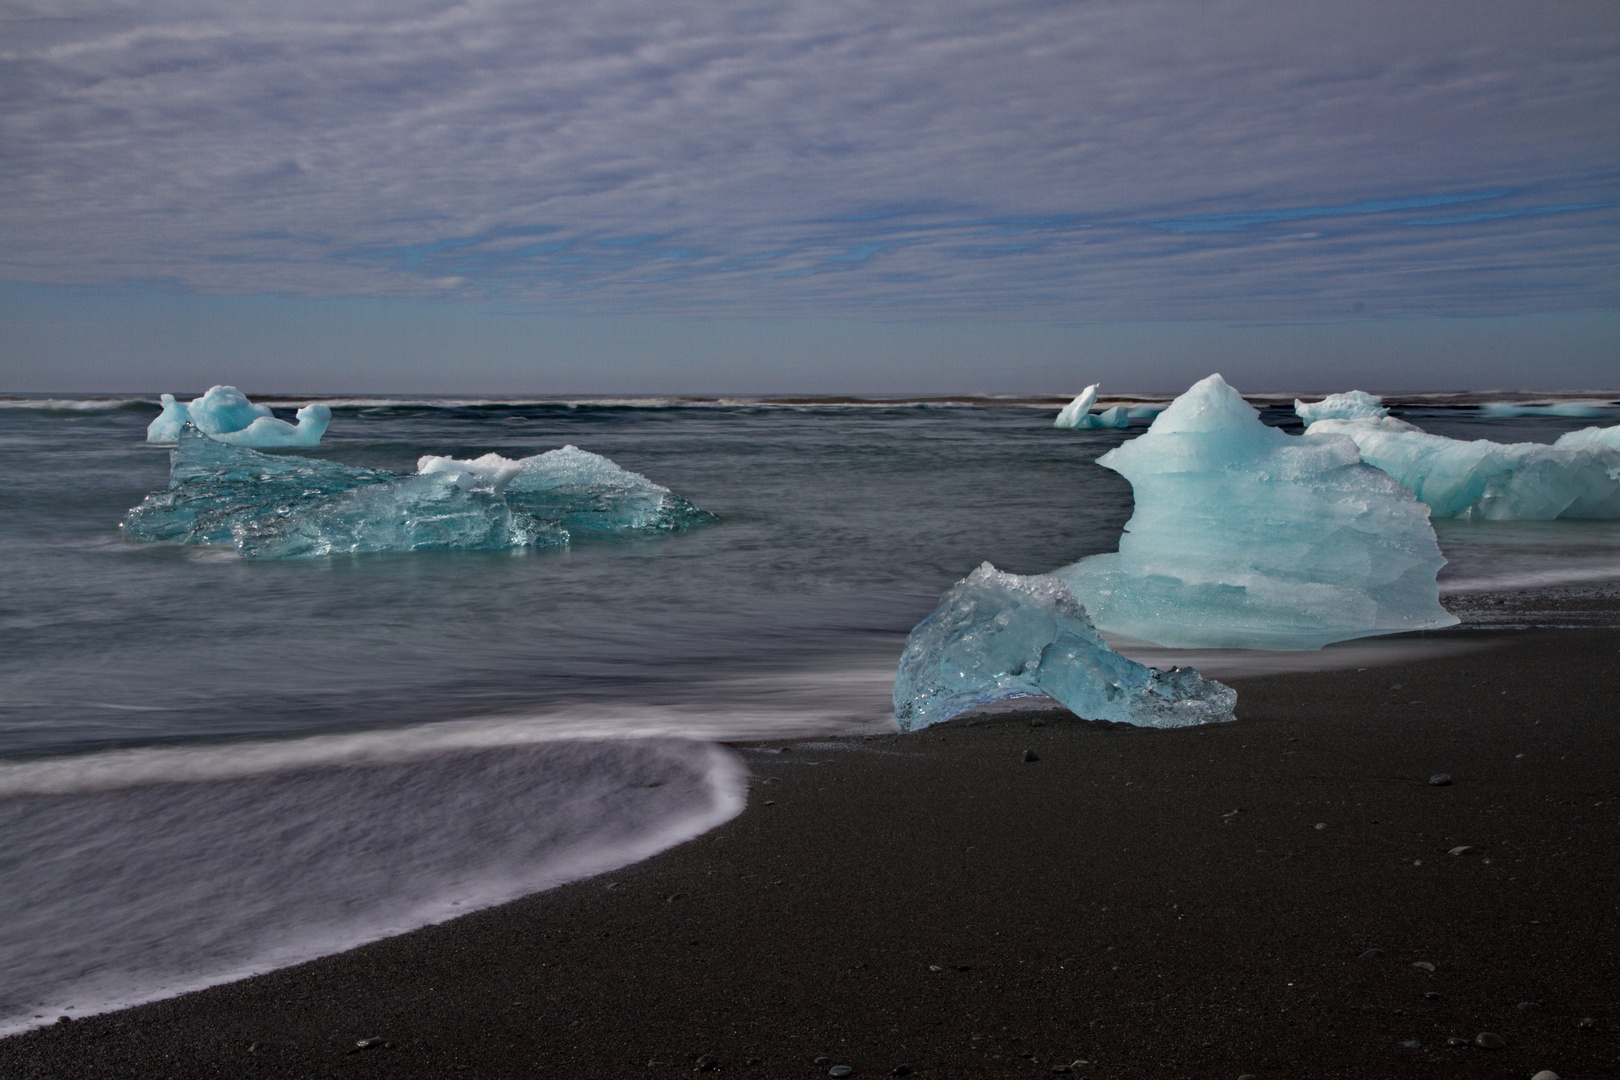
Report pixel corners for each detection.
[4,629,1618,1079]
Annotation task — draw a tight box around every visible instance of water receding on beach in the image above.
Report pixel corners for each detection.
[1,393,1616,1029]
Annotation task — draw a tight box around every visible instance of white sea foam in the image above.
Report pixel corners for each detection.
[0,726,749,1036]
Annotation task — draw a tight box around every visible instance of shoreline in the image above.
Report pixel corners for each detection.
[5,628,1617,1078]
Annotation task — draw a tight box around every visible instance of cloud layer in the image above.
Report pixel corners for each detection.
[2,0,1616,318]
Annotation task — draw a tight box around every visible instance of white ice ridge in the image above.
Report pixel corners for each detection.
[892,563,1236,731]
[1054,383,1129,429]
[146,386,331,447]
[1306,415,1620,520]
[1058,374,1458,650]
[1294,390,1388,423]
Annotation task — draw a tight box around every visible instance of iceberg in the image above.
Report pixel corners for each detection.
[1054,385,1131,429]
[1307,417,1620,520]
[146,386,331,448]
[1294,390,1388,423]
[893,563,1236,731]
[1481,401,1613,419]
[1057,374,1458,650]
[122,429,712,558]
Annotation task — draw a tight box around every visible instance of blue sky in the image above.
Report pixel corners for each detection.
[2,0,1616,393]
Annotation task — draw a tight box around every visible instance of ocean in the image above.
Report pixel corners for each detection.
[2,392,1617,1032]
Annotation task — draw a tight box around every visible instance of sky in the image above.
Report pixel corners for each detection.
[1,0,1616,394]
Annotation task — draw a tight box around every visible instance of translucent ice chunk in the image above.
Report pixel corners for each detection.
[1053,384,1099,428]
[1308,417,1620,520]
[1481,401,1614,419]
[146,386,330,447]
[893,563,1236,731]
[1294,390,1388,423]
[1058,374,1457,650]
[211,404,332,449]
[122,430,709,558]
[1054,385,1130,429]
[506,445,715,534]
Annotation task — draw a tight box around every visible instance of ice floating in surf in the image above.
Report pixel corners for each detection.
[1293,390,1388,424]
[1054,384,1130,429]
[1058,374,1457,650]
[1304,414,1620,520]
[893,563,1236,730]
[146,386,330,448]
[121,429,713,558]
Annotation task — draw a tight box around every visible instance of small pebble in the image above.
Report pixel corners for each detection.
[1401,1039,1423,1049]
[1429,773,1452,786]
[1358,947,1384,959]
[890,1067,913,1077]
[1023,749,1040,762]
[1029,718,1046,727]
[355,1037,384,1050]
[814,1056,832,1065]
[830,1066,854,1078]
[1517,1001,1540,1011]
[1447,1037,1470,1047]
[1531,1071,1561,1080]
[1238,1075,1258,1080]
[1577,1017,1596,1029]
[1449,845,1474,855]
[1411,961,1435,971]
[1315,822,1327,830]
[666,892,688,902]
[56,1016,72,1025]
[1475,1032,1506,1049]
[1425,991,1442,1000]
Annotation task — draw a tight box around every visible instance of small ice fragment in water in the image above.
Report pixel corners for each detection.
[146,386,331,448]
[1053,384,1098,428]
[1058,374,1457,650]
[211,404,331,448]
[1294,390,1388,423]
[1054,385,1131,429]
[892,563,1236,731]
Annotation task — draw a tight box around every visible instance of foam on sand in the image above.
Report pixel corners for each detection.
[0,730,745,1035]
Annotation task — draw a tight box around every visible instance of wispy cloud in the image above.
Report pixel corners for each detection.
[1,0,1615,318]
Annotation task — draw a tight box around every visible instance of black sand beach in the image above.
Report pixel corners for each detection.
[4,630,1617,1079]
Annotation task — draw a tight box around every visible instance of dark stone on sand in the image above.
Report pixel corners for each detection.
[1023,749,1040,762]
[55,1016,71,1024]
[1429,773,1452,786]
[695,1052,721,1071]
[829,1067,854,1078]
[891,1066,913,1076]
[356,1036,384,1049]
[666,892,687,902]
[1358,948,1384,959]
[1425,991,1441,1000]
[1518,1000,1541,1010]
[1401,1039,1423,1049]
[1447,1037,1469,1047]
[1474,1032,1506,1049]
[814,1056,832,1065]
[1029,718,1046,727]
[1412,961,1436,971]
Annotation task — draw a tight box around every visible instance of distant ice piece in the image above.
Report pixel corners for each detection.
[211,404,332,448]
[1058,374,1458,650]
[1053,384,1099,428]
[122,431,711,558]
[147,386,331,448]
[1308,417,1620,520]
[1481,401,1613,419]
[1054,384,1130,429]
[1294,390,1388,423]
[893,563,1236,731]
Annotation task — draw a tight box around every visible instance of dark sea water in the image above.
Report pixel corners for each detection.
[1,392,1616,1031]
